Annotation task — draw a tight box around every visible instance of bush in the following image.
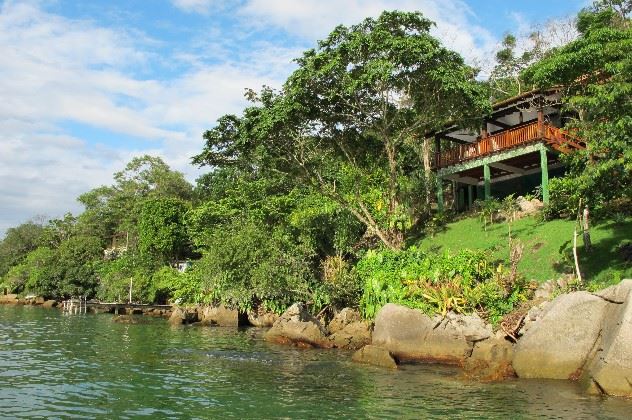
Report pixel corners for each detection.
[180,219,317,314]
[320,256,362,309]
[357,247,530,324]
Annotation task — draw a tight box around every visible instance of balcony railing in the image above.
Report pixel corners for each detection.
[434,122,583,169]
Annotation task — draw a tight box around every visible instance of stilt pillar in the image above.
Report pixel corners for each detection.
[483,163,491,200]
[540,147,549,204]
[468,185,474,209]
[436,177,444,212]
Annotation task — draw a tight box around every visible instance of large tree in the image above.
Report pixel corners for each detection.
[522,0,632,216]
[194,11,489,249]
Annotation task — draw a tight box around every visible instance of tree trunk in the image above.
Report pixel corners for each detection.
[422,137,432,205]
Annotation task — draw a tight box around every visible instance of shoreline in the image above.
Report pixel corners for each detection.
[3,280,632,400]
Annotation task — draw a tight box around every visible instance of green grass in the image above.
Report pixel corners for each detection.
[416,214,632,286]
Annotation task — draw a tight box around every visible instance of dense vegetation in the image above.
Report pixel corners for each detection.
[1,3,630,323]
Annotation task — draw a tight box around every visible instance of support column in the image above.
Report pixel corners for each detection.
[468,185,474,209]
[537,109,544,137]
[458,186,465,212]
[483,163,491,200]
[540,147,549,204]
[436,177,444,212]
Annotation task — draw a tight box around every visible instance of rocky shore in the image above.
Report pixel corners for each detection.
[4,279,631,398]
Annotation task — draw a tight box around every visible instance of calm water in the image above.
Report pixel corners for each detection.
[0,306,630,419]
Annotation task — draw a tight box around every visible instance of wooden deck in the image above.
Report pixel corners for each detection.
[434,121,585,169]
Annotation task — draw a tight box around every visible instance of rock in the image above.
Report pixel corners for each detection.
[329,321,372,350]
[247,310,279,328]
[463,337,515,381]
[584,280,632,397]
[34,296,45,305]
[513,291,607,380]
[200,305,240,327]
[41,300,58,308]
[352,345,398,369]
[372,303,492,365]
[265,303,331,348]
[168,307,199,325]
[328,308,362,334]
[534,280,557,300]
[0,294,19,304]
[516,196,543,215]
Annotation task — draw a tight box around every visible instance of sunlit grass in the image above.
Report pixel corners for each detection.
[416,214,632,285]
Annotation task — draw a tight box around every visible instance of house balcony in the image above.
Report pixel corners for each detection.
[433,121,584,169]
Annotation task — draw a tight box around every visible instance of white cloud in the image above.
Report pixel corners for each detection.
[0,1,292,236]
[171,0,223,14]
[239,0,498,64]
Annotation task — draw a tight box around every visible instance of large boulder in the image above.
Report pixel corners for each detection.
[513,291,607,379]
[328,308,362,334]
[0,294,18,304]
[583,280,632,397]
[352,345,397,369]
[247,310,279,328]
[200,305,240,327]
[265,303,331,348]
[329,321,372,350]
[41,300,58,308]
[372,303,492,365]
[168,306,199,325]
[463,334,515,381]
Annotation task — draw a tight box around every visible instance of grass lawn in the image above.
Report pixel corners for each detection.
[416,214,632,285]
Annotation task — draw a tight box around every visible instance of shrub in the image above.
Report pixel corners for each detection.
[180,219,317,314]
[357,247,530,324]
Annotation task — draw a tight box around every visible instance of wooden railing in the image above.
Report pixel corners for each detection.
[434,122,583,168]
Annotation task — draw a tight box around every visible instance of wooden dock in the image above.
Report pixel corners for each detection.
[62,299,172,316]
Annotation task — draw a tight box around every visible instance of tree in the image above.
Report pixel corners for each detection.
[78,155,193,244]
[194,11,490,249]
[488,18,578,101]
[138,198,190,262]
[523,1,632,216]
[0,221,44,278]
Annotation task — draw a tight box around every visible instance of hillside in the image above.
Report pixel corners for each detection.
[416,214,632,287]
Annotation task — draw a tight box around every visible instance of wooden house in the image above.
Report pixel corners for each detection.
[430,88,585,211]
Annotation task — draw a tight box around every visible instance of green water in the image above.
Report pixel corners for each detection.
[0,306,630,419]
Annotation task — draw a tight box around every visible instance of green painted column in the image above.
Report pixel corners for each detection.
[483,163,491,200]
[436,177,444,211]
[540,147,549,204]
[468,185,474,209]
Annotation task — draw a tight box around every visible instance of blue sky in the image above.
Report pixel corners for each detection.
[0,0,587,236]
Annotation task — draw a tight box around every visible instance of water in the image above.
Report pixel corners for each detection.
[0,306,630,419]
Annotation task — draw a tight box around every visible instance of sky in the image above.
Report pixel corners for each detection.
[0,0,588,236]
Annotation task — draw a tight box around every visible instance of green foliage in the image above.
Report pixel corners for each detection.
[357,247,529,324]
[193,11,490,249]
[138,198,189,262]
[523,3,632,219]
[320,256,363,309]
[180,220,316,313]
[0,221,45,278]
[96,251,159,303]
[4,247,56,296]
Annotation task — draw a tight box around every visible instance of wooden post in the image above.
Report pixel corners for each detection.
[434,135,441,168]
[483,163,491,200]
[458,186,465,212]
[540,148,549,204]
[129,278,133,304]
[583,206,592,251]
[436,177,444,212]
[468,185,474,209]
[537,109,544,137]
